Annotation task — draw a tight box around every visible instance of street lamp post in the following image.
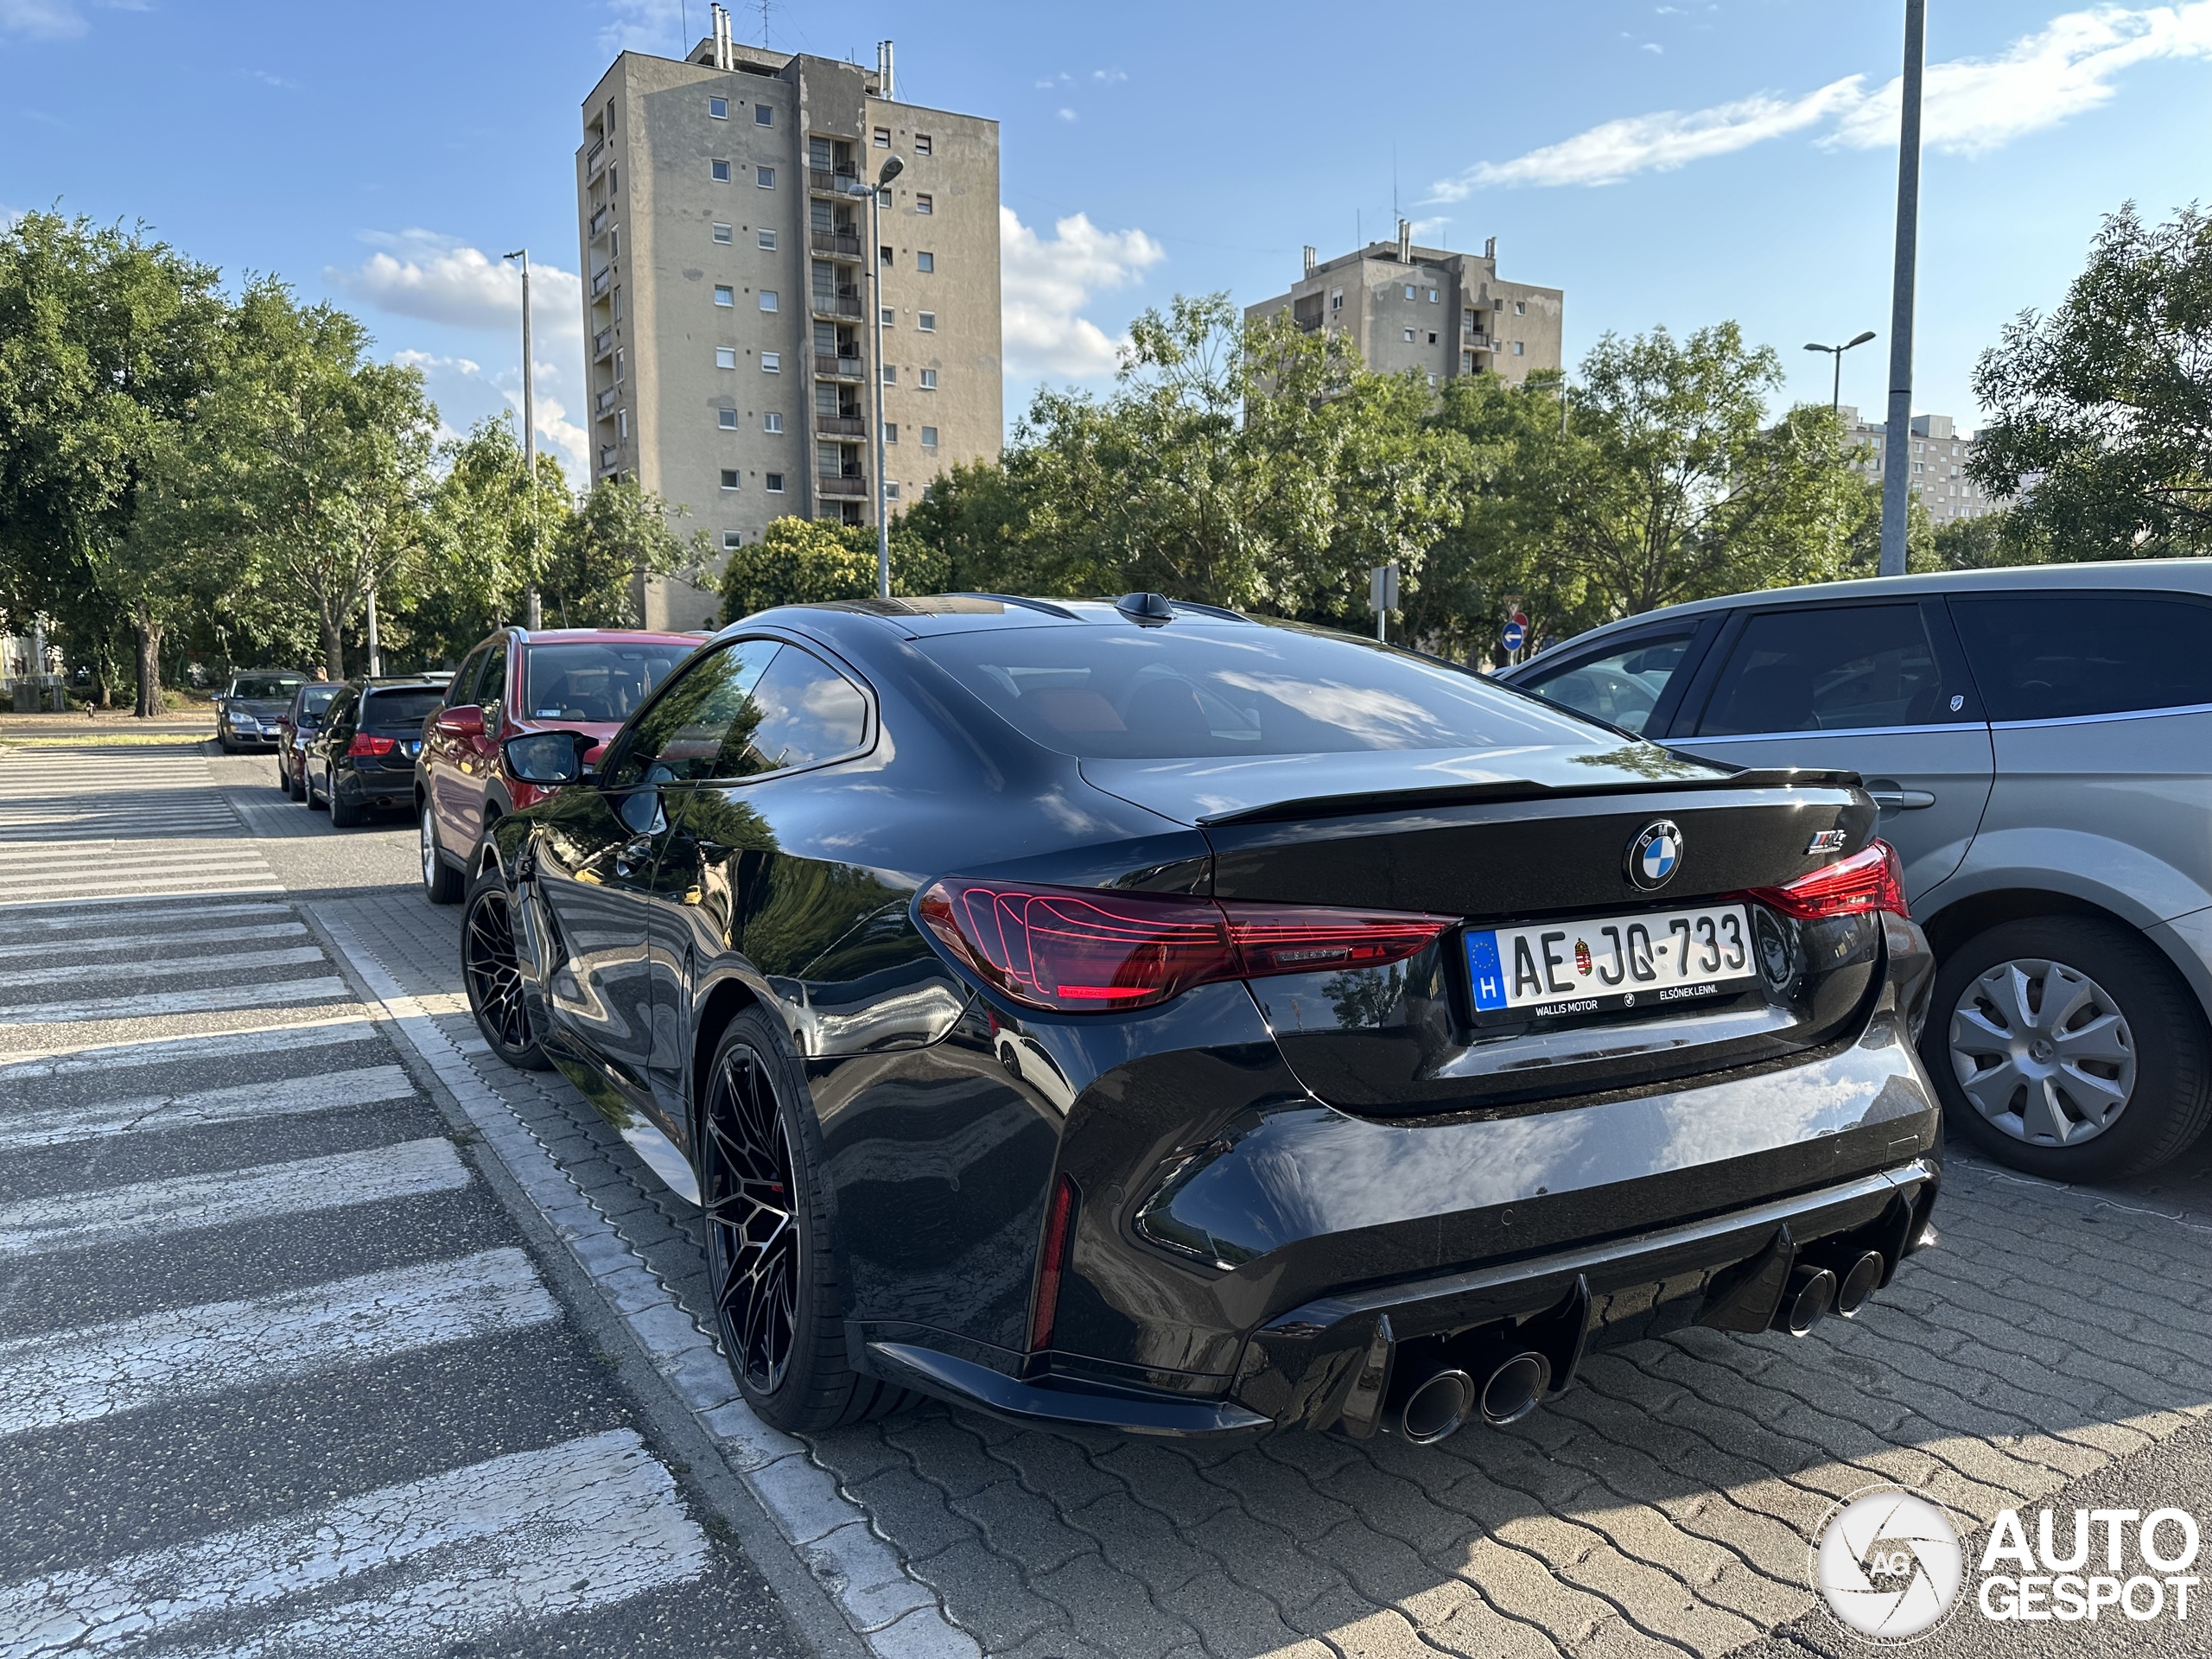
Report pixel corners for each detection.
[853,156,905,600]
[1878,0,1928,578]
[503,249,543,628]
[1803,330,1877,415]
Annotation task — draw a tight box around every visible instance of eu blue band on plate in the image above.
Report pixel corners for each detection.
[1465,931,1507,1011]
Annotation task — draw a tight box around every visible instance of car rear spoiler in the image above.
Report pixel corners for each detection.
[1194,767,1867,828]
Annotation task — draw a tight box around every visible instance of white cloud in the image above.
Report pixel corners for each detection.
[1056,107,1077,123]
[598,0,688,55]
[0,0,87,39]
[328,230,582,342]
[1091,68,1127,85]
[1001,207,1165,380]
[1435,2,2212,192]
[392,349,481,376]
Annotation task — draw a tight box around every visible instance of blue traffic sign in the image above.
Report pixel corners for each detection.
[1502,622,1526,652]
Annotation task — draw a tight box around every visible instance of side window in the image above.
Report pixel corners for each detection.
[480,642,509,711]
[1694,605,1948,736]
[607,639,868,787]
[607,640,781,787]
[721,643,868,779]
[1950,594,2212,721]
[1516,630,1697,736]
[448,646,488,709]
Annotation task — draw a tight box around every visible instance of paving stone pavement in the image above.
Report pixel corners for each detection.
[331,890,2212,1659]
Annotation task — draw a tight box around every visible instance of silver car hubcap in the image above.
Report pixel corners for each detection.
[421,809,437,888]
[1948,957,2137,1147]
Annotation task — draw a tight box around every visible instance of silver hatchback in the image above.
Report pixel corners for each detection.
[1503,560,2212,1179]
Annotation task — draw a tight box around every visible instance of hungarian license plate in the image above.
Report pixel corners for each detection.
[404,741,421,755]
[1465,904,1756,1020]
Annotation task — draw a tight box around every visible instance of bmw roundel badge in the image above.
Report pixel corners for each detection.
[1626,819,1683,891]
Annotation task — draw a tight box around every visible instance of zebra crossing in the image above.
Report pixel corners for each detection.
[0,746,746,1656]
[0,747,246,844]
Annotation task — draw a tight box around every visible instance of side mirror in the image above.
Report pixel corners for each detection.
[435,705,486,738]
[504,730,595,786]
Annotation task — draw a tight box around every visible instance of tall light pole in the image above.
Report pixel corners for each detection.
[504,249,543,628]
[1803,330,1877,415]
[1878,0,1927,578]
[854,156,904,600]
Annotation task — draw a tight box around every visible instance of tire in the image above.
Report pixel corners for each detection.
[218,734,236,755]
[698,1008,912,1432]
[327,781,363,829]
[1921,915,2212,1179]
[305,767,327,810]
[274,761,289,792]
[420,804,463,905]
[461,865,550,1070]
[288,762,307,803]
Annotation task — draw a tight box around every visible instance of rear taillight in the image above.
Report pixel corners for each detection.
[1745,840,1909,921]
[917,879,1453,1014]
[1029,1174,1078,1352]
[347,734,395,758]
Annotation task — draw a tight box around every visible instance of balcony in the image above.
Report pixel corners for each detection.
[599,444,619,471]
[589,207,612,239]
[816,414,866,437]
[814,353,864,379]
[590,266,612,298]
[809,166,861,195]
[810,229,862,257]
[810,289,864,319]
[594,327,614,361]
[594,388,617,416]
[587,140,607,179]
[817,474,868,497]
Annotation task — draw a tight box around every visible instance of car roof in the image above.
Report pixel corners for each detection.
[726,593,1262,640]
[513,628,703,645]
[1516,557,2212,666]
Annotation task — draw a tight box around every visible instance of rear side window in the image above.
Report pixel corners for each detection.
[296,686,339,719]
[918,624,1598,760]
[1950,593,2212,721]
[479,643,508,709]
[525,642,690,721]
[448,645,490,709]
[1516,630,1696,736]
[608,639,867,785]
[361,689,446,728]
[1694,604,1949,736]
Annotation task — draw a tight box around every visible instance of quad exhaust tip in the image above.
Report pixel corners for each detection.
[1394,1348,1553,1443]
[1834,1249,1885,1318]
[1777,1265,1838,1336]
[1478,1351,1552,1427]
[1398,1368,1475,1445]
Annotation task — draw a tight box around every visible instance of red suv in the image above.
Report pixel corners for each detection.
[415,627,701,903]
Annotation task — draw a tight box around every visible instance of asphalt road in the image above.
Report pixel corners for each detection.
[0,739,804,1658]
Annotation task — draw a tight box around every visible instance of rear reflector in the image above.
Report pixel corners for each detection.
[917,879,1453,1014]
[1029,1174,1078,1352]
[347,734,396,758]
[1745,840,1909,921]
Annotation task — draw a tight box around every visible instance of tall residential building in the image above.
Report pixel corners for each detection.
[1839,410,2010,525]
[576,15,1002,628]
[1244,221,1564,387]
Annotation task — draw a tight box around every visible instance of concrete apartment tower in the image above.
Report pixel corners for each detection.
[1835,409,2010,525]
[577,10,1003,628]
[1246,223,1563,388]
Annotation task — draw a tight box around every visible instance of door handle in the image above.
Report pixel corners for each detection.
[1867,787,1936,810]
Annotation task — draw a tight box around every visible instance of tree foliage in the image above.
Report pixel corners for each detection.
[1972,201,2212,557]
[718,514,947,622]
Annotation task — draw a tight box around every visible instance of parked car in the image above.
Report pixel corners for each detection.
[302,677,449,827]
[215,670,306,753]
[416,626,698,905]
[461,594,1939,1446]
[274,683,340,800]
[1501,560,2212,1180]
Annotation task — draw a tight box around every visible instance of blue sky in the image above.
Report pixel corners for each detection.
[6,0,2209,480]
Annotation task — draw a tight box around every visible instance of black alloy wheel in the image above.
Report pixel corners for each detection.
[696,1010,911,1432]
[461,874,549,1069]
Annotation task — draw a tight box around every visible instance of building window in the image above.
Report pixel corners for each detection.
[916,251,934,272]
[719,410,739,429]
[915,194,933,214]
[1402,327,1414,342]
[885,482,899,500]
[721,469,741,490]
[920,425,938,448]
[919,367,937,390]
[608,227,618,260]
[715,284,734,306]
[614,347,626,381]
[711,159,731,182]
[880,245,893,267]
[766,472,785,493]
[882,365,896,385]
[712,222,733,244]
[709,96,728,119]
[1428,289,1439,302]
[757,227,777,250]
[755,166,775,188]
[612,286,622,320]
[1403,284,1415,301]
[755,103,773,126]
[884,422,898,443]
[881,306,895,326]
[1515,300,1527,315]
[723,529,743,550]
[1511,340,1524,355]
[1427,332,1438,345]
[914,133,932,155]
[873,125,891,147]
[617,408,629,437]
[918,311,936,332]
[761,351,780,372]
[763,412,783,433]
[715,346,737,369]
[1329,288,1343,310]
[760,289,778,312]
[1462,351,1474,372]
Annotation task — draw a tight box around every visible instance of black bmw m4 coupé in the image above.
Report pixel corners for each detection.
[463,594,1942,1446]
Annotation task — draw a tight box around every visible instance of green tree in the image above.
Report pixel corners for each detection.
[718,514,945,622]
[554,476,707,627]
[413,414,576,658]
[0,212,228,713]
[1972,201,2212,557]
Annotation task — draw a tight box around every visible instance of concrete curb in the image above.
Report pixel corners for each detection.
[316,914,980,1659]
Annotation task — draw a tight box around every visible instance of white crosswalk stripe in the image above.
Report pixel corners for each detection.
[0,920,307,963]
[0,746,278,897]
[0,1137,469,1256]
[3,944,327,992]
[0,901,294,938]
[0,1248,560,1436]
[0,976,352,1026]
[0,1429,708,1659]
[0,1065,416,1151]
[0,1017,378,1078]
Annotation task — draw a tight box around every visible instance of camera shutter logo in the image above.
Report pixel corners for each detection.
[1625,819,1683,891]
[1813,1485,1965,1643]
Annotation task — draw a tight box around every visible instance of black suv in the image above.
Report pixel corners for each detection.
[303,677,448,827]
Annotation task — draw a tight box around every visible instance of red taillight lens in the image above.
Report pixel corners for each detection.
[1029,1174,1078,1352]
[917,878,1453,1014]
[1746,840,1909,921]
[346,734,395,758]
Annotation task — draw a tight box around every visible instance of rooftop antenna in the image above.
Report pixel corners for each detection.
[758,0,772,47]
